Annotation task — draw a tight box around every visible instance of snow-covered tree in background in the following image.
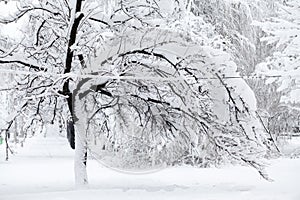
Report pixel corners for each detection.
[193,0,299,143]
[255,0,300,105]
[192,0,277,73]
[254,0,300,139]
[0,0,275,185]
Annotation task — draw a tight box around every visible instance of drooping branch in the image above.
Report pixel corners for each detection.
[1,101,28,160]
[0,59,45,71]
[118,49,178,69]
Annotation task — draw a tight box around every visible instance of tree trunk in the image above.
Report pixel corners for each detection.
[73,79,89,186]
[74,119,88,186]
[61,0,87,186]
[73,78,92,186]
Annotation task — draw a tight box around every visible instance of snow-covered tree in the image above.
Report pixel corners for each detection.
[0,0,272,185]
[191,0,284,152]
[251,0,300,142]
[255,0,300,105]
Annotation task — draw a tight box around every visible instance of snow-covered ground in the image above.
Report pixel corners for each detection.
[1,132,300,200]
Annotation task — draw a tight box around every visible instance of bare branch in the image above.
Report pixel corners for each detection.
[0,59,45,71]
[0,7,63,24]
[88,17,109,26]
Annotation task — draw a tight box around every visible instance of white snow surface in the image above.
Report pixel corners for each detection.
[1,132,300,200]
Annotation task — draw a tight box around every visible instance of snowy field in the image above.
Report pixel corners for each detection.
[1,133,300,200]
